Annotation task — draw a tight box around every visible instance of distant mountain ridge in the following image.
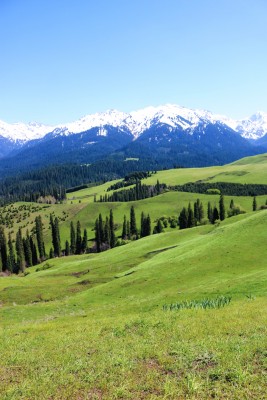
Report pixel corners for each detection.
[0,104,267,176]
[1,104,267,143]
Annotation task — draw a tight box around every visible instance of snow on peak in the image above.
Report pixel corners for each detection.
[0,119,55,142]
[1,105,267,142]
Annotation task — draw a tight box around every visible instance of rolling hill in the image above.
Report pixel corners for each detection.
[0,153,267,399]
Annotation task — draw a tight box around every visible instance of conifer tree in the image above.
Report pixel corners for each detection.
[140,212,145,238]
[253,196,257,211]
[81,229,88,253]
[122,215,127,240]
[95,218,101,253]
[207,202,213,223]
[75,220,82,254]
[98,213,105,244]
[23,232,32,267]
[212,207,219,223]
[230,199,235,209]
[35,215,46,260]
[219,194,226,221]
[109,209,116,248]
[153,219,163,234]
[104,217,110,247]
[130,206,137,237]
[70,221,76,255]
[146,214,151,236]
[0,226,8,272]
[16,228,25,272]
[179,207,188,229]
[126,220,130,239]
[7,232,16,273]
[50,215,61,257]
[65,240,70,256]
[30,236,38,266]
[187,203,195,228]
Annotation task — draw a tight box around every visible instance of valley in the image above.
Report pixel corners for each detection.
[0,154,267,399]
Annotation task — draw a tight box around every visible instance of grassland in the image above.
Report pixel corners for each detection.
[1,154,267,399]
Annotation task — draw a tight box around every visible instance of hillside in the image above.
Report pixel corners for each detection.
[0,153,267,399]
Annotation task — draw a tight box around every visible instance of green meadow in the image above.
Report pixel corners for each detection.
[1,154,267,399]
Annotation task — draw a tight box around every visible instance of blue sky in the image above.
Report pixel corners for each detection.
[0,0,266,124]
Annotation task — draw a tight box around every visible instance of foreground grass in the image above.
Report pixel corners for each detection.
[1,299,267,399]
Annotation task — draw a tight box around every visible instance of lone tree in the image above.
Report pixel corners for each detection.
[252,196,257,211]
[219,194,226,221]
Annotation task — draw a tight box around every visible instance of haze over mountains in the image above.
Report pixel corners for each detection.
[0,104,267,174]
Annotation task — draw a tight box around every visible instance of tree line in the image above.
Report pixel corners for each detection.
[98,180,166,202]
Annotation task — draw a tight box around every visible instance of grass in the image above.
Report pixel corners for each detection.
[1,153,267,399]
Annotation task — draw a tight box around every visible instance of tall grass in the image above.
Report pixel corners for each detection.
[163,295,232,311]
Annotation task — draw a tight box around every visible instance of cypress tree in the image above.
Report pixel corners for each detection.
[76,220,82,254]
[0,226,8,272]
[253,196,257,211]
[122,215,127,240]
[70,221,76,255]
[130,206,137,237]
[219,194,226,221]
[109,209,116,248]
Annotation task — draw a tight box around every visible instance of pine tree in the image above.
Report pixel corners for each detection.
[153,219,163,234]
[7,232,16,273]
[50,215,61,257]
[98,213,105,244]
[81,229,88,253]
[219,194,226,221]
[70,221,76,254]
[187,203,195,228]
[130,206,137,237]
[95,218,101,253]
[23,232,32,267]
[178,207,188,229]
[212,207,219,223]
[104,217,110,247]
[230,199,235,209]
[0,226,8,272]
[65,240,70,256]
[122,215,127,240]
[126,220,130,239]
[109,209,116,248]
[35,215,46,260]
[253,196,257,211]
[207,202,213,223]
[146,214,151,236]
[140,212,145,238]
[16,228,25,272]
[30,236,38,266]
[75,220,82,254]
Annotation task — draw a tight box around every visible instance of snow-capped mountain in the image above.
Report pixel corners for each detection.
[1,105,267,143]
[0,120,55,142]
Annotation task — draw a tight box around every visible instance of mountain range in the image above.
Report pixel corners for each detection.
[0,104,267,175]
